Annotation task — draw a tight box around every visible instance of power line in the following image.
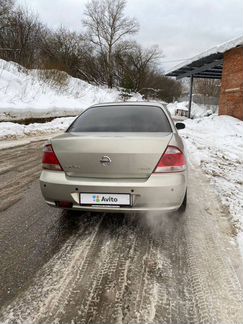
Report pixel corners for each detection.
[161,58,191,63]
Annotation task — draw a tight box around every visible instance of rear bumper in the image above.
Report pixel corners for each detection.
[40,170,187,212]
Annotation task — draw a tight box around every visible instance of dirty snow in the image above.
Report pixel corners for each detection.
[0,59,141,120]
[181,115,243,255]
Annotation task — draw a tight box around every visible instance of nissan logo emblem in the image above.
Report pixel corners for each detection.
[99,156,112,166]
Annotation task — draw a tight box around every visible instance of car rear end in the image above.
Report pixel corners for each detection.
[40,103,187,212]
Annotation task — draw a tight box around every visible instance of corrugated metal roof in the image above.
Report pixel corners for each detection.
[166,36,243,80]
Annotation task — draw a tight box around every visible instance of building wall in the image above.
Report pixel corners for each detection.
[219,47,243,120]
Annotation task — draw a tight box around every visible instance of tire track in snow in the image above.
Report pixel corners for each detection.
[0,141,44,211]
[0,214,104,323]
[0,151,243,323]
[184,168,243,324]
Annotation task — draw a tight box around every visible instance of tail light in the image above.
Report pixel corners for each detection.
[42,144,63,171]
[154,146,186,173]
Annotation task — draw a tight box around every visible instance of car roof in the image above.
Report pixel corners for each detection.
[90,101,166,109]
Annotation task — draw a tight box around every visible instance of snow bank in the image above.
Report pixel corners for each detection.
[0,59,142,120]
[166,101,216,118]
[0,117,75,139]
[181,115,243,254]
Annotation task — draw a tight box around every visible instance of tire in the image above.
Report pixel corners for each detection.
[178,190,187,213]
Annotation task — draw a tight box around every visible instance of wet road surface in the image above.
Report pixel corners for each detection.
[0,141,243,323]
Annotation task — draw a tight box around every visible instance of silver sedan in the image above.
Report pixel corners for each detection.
[40,102,187,213]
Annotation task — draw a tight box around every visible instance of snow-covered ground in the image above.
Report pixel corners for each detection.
[0,59,141,120]
[0,116,76,140]
[167,101,217,119]
[181,115,243,255]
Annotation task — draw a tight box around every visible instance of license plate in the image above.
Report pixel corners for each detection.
[80,193,131,206]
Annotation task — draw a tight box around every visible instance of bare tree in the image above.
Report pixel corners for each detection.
[0,6,44,67]
[0,0,15,59]
[0,0,168,97]
[83,0,138,88]
[0,0,14,30]
[194,78,221,98]
[147,73,182,102]
[115,42,161,91]
[40,27,99,83]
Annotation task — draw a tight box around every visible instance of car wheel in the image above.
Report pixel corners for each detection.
[178,190,187,213]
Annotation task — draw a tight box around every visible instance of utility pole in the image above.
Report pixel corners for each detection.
[188,75,194,118]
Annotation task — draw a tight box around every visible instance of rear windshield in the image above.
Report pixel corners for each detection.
[67,105,172,132]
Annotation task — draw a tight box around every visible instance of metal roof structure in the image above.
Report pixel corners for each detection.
[166,36,243,80]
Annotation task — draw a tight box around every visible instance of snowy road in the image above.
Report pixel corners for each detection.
[0,141,243,324]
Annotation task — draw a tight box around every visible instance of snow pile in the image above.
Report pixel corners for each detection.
[166,101,216,118]
[0,117,75,139]
[181,115,243,252]
[0,59,142,120]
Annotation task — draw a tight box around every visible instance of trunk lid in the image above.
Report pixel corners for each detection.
[51,132,172,179]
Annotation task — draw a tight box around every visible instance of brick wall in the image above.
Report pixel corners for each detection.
[219,47,243,120]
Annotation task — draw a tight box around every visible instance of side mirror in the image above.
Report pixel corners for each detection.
[176,122,185,130]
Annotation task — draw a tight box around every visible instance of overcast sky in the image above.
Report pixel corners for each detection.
[17,0,243,71]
